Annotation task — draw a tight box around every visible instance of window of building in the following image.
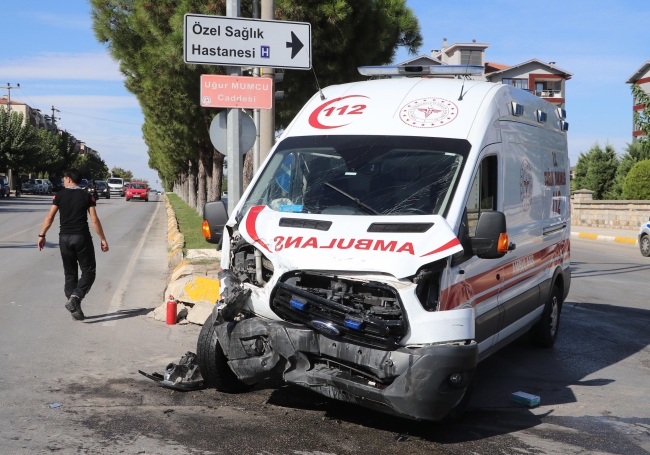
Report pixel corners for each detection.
[460,50,482,66]
[502,78,529,90]
[465,155,498,237]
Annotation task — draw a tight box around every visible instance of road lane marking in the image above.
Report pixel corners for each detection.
[0,224,40,243]
[102,202,161,327]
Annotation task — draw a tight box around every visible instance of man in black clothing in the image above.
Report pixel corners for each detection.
[38,168,109,320]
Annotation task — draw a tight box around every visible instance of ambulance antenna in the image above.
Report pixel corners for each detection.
[458,50,473,101]
[311,65,326,100]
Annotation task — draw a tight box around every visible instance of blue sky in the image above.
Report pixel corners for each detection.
[2,0,649,187]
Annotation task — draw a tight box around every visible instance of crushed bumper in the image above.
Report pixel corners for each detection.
[215,317,478,421]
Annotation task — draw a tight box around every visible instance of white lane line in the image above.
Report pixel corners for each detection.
[102,201,161,327]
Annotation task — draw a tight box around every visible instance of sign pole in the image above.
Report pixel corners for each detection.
[259,0,276,164]
[253,0,261,173]
[226,0,243,214]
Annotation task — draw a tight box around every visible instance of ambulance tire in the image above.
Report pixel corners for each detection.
[196,313,253,393]
[529,284,561,348]
[438,374,475,424]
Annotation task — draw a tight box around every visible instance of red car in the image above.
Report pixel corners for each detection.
[125,182,149,202]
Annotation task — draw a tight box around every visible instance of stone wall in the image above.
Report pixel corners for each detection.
[571,189,650,231]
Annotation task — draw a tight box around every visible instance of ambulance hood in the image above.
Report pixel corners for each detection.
[238,206,463,279]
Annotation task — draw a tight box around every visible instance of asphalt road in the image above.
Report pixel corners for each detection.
[1,195,649,454]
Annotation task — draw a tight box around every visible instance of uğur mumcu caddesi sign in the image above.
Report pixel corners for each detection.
[200,74,273,109]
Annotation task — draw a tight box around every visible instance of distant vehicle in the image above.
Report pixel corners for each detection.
[22,179,41,194]
[43,179,53,193]
[0,177,10,197]
[107,178,125,197]
[125,182,148,202]
[95,180,110,199]
[639,223,650,257]
[79,179,89,189]
[34,179,47,194]
[50,177,64,192]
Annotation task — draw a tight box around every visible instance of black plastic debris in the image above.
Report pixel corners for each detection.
[138,351,205,391]
[395,433,409,442]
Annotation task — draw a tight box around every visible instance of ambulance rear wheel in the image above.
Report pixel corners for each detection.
[196,313,253,393]
[529,284,561,348]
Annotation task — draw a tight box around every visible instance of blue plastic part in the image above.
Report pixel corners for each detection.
[344,317,364,330]
[290,299,307,311]
[279,204,303,213]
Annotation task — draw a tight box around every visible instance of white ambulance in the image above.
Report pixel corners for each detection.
[200,65,571,422]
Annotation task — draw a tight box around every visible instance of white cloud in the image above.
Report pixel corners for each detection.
[0,52,123,81]
[33,13,91,31]
[25,95,140,111]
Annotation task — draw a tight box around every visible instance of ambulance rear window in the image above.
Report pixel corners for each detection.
[242,135,470,217]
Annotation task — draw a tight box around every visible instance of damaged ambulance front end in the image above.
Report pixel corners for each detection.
[201,133,479,421]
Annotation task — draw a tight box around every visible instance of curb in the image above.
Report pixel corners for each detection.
[571,231,638,245]
[164,194,185,269]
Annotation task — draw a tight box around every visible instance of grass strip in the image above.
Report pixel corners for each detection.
[167,193,207,250]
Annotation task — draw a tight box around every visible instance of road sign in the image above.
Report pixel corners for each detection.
[209,110,256,156]
[200,74,273,109]
[184,14,311,70]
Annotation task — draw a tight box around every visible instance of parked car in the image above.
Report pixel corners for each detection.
[42,179,53,193]
[22,179,42,194]
[95,180,110,199]
[125,182,148,202]
[639,223,650,257]
[34,179,48,194]
[50,177,64,191]
[0,177,10,197]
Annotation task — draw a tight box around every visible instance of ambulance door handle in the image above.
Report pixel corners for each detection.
[543,223,567,236]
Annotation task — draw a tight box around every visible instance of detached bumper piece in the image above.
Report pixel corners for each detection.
[216,317,478,421]
[138,351,205,391]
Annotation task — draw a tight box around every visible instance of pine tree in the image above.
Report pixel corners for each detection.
[571,143,618,200]
[610,141,650,199]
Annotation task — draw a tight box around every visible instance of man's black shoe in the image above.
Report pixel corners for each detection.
[65,296,85,321]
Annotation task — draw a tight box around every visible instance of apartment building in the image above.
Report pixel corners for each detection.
[0,98,49,129]
[625,61,650,139]
[397,39,572,109]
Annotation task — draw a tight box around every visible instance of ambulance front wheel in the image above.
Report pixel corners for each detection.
[196,313,253,393]
[529,284,561,348]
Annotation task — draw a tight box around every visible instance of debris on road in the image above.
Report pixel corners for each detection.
[139,351,205,391]
[395,433,409,442]
[510,391,540,407]
[49,403,62,409]
[163,409,174,414]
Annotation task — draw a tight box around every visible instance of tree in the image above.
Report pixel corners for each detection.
[90,0,422,215]
[610,141,650,199]
[110,167,134,181]
[0,109,40,173]
[570,143,618,200]
[75,154,110,180]
[622,159,650,200]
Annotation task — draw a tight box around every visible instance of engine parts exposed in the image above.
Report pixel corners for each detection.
[217,269,252,322]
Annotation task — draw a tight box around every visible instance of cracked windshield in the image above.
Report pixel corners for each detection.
[242,135,465,216]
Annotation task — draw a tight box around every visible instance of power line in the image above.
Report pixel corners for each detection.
[58,110,142,125]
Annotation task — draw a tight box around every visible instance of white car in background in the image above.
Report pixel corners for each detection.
[639,223,650,257]
[33,179,47,194]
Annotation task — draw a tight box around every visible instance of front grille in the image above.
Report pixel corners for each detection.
[271,280,406,350]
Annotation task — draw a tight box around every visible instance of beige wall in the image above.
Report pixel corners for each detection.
[571,191,650,231]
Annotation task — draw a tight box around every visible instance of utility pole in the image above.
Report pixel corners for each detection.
[226,0,243,214]
[49,105,61,130]
[259,0,276,163]
[2,83,20,113]
[252,0,261,172]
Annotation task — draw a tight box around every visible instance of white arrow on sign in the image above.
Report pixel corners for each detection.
[184,14,311,70]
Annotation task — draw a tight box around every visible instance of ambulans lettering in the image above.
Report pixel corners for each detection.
[270,236,415,255]
[544,171,567,186]
[512,255,535,275]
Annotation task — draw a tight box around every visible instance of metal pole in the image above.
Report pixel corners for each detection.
[253,0,261,173]
[260,0,275,163]
[226,0,243,215]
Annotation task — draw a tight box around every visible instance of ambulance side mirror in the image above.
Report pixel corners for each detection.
[471,211,508,259]
[203,200,229,247]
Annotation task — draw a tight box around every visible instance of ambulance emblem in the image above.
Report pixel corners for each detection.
[520,159,533,212]
[399,98,458,128]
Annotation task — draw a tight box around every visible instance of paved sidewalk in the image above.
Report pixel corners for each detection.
[571,225,642,245]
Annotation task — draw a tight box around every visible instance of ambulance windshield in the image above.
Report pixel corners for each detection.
[242,135,469,216]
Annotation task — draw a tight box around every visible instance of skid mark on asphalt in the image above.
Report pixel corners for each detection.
[102,201,160,327]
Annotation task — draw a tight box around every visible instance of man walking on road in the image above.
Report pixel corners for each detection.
[37,168,109,320]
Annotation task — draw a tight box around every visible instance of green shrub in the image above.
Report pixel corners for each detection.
[622,159,650,200]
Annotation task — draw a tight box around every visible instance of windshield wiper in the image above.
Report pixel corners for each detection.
[324,182,379,215]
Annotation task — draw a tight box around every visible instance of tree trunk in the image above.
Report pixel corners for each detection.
[188,160,196,210]
[212,150,224,201]
[197,153,207,217]
[243,149,254,192]
[205,144,215,202]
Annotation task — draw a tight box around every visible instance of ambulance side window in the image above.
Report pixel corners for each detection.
[466,156,498,237]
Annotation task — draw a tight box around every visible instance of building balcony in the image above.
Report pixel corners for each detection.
[534,89,563,98]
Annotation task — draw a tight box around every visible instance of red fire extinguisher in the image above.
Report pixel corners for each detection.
[166,295,177,325]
